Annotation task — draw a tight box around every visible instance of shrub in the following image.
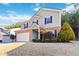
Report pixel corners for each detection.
[57,22,75,42]
[32,39,57,42]
[32,39,41,42]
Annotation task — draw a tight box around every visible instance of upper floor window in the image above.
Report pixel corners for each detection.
[24,23,28,28]
[45,16,52,24]
[33,20,38,24]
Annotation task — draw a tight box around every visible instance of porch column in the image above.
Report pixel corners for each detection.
[38,28,40,39]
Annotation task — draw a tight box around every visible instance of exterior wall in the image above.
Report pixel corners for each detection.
[0,34,2,40]
[30,9,61,35]
[21,24,25,29]
[21,22,32,29]
[10,28,21,35]
[27,20,32,27]
[21,8,61,30]
[20,8,61,38]
[35,10,61,28]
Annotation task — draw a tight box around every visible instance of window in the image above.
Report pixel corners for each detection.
[24,23,28,28]
[45,16,52,24]
[33,20,38,24]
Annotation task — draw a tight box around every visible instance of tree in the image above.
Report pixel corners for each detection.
[14,23,21,28]
[69,10,79,38]
[61,9,79,38]
[5,23,21,29]
[57,22,75,42]
[61,12,71,25]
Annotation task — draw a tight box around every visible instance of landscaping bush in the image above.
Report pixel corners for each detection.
[32,39,41,42]
[57,22,75,42]
[32,38,57,42]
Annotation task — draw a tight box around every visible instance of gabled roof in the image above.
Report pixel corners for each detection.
[19,19,31,25]
[31,23,49,33]
[40,7,61,12]
[0,32,9,36]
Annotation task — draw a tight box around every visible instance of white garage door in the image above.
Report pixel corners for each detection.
[17,32,30,41]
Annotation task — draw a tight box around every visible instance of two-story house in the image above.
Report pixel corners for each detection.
[15,8,61,42]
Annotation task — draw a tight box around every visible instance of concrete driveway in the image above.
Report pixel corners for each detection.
[1,41,79,56]
[4,41,79,56]
[0,42,25,56]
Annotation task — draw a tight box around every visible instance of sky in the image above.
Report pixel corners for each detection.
[0,3,77,27]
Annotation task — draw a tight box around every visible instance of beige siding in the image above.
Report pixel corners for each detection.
[31,9,61,28]
[21,8,61,29]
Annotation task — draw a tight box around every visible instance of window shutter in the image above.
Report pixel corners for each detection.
[24,23,25,28]
[45,18,46,24]
[37,20,38,24]
[50,16,52,23]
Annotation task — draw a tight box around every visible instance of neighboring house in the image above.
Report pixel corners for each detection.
[0,28,4,32]
[9,28,21,35]
[16,8,61,42]
[0,32,3,42]
[0,28,12,43]
[0,32,12,43]
[0,28,21,43]
[0,28,10,34]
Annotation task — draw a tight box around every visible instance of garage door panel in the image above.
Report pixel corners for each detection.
[17,32,30,41]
